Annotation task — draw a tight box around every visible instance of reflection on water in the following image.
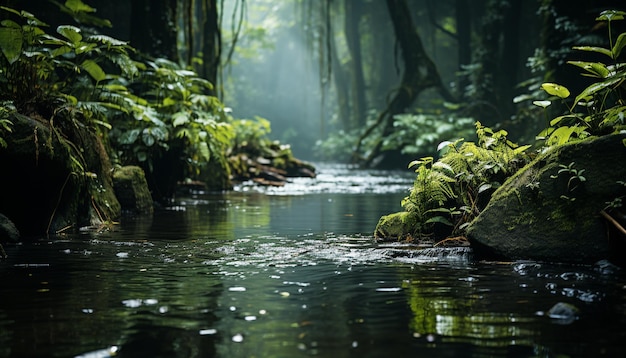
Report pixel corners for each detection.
[1,165,626,357]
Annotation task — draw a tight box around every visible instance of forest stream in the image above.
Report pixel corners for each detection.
[1,165,625,358]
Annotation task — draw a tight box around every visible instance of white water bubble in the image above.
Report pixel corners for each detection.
[122,299,142,308]
[229,286,246,292]
[116,252,129,258]
[199,328,217,335]
[244,315,257,321]
[375,287,402,292]
[232,333,244,342]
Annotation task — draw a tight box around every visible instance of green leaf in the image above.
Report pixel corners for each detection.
[549,114,578,127]
[541,83,570,99]
[567,61,610,78]
[533,100,551,108]
[198,141,210,161]
[136,151,147,162]
[65,0,97,13]
[76,43,98,54]
[572,46,613,58]
[163,97,177,107]
[547,126,584,146]
[142,129,155,146]
[172,112,189,127]
[425,216,453,226]
[92,119,111,130]
[0,6,22,18]
[571,76,623,110]
[86,34,127,47]
[613,33,626,59]
[478,183,492,194]
[513,94,533,103]
[596,10,626,22]
[0,26,22,64]
[57,25,82,44]
[51,45,72,57]
[1,19,20,29]
[81,59,106,82]
[513,144,531,154]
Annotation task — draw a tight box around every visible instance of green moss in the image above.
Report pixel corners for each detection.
[374,211,420,240]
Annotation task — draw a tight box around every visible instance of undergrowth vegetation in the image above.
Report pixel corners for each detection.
[0,1,296,201]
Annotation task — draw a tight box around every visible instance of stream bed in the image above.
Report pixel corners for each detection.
[1,165,625,357]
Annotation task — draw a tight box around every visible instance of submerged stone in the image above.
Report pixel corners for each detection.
[467,133,626,264]
[547,302,579,324]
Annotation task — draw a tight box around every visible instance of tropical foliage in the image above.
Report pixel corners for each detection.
[533,10,626,147]
[0,1,311,201]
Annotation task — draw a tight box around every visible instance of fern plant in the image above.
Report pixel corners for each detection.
[402,122,530,238]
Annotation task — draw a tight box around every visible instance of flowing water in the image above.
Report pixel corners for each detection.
[1,165,626,357]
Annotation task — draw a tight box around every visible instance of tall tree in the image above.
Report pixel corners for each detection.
[355,0,455,166]
[344,0,367,128]
[200,0,221,95]
[130,0,178,61]
[455,0,471,97]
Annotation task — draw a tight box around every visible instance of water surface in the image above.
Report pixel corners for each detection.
[1,165,625,357]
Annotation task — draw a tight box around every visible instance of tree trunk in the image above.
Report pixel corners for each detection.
[330,32,351,132]
[344,0,367,129]
[354,0,455,166]
[201,0,221,95]
[130,0,178,61]
[455,0,471,98]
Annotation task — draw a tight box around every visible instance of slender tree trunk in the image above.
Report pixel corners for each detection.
[455,0,471,97]
[499,0,522,117]
[330,33,351,132]
[344,0,367,128]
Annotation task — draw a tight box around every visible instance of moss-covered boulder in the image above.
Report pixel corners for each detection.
[374,211,419,241]
[113,166,153,215]
[466,133,626,264]
[0,113,120,235]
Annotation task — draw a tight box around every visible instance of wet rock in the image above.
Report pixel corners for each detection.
[113,166,153,215]
[374,211,419,241]
[0,213,19,242]
[0,113,120,234]
[547,302,579,324]
[229,152,315,187]
[467,133,626,264]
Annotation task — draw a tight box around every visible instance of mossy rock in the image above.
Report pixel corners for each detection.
[0,113,120,235]
[466,133,626,264]
[374,211,420,241]
[113,166,153,215]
